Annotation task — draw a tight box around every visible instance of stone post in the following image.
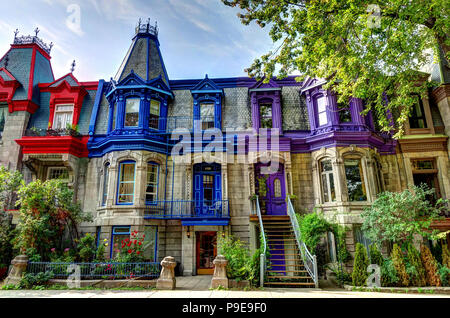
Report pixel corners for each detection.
[3,255,28,286]
[211,255,228,289]
[156,256,176,290]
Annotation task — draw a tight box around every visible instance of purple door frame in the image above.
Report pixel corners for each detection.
[255,163,287,215]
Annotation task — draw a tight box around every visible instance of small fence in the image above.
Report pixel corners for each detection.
[27,262,161,280]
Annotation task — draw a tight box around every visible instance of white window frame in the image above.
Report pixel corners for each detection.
[53,104,74,129]
[317,97,328,126]
[146,163,159,204]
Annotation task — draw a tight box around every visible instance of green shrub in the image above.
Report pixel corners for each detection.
[438,265,450,287]
[217,234,250,281]
[369,244,383,266]
[420,244,442,287]
[442,244,450,268]
[298,212,330,251]
[326,263,352,285]
[391,244,409,287]
[352,243,369,286]
[430,243,443,264]
[381,258,399,287]
[78,233,96,262]
[406,244,426,287]
[19,271,54,289]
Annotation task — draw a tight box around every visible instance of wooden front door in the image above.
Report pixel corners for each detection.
[196,231,217,275]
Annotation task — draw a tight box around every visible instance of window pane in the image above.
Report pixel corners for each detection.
[125,98,140,127]
[318,112,328,126]
[321,173,329,202]
[102,164,109,206]
[317,97,328,126]
[0,106,6,139]
[344,159,367,201]
[409,97,427,129]
[112,232,129,259]
[260,103,272,129]
[146,164,158,203]
[118,163,135,204]
[112,102,117,130]
[48,167,69,181]
[274,178,282,197]
[200,103,215,130]
[143,226,157,261]
[339,108,352,123]
[149,100,160,129]
[53,105,74,129]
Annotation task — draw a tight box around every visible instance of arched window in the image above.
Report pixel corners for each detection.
[344,157,367,201]
[124,98,140,127]
[102,163,110,206]
[117,161,136,204]
[320,159,336,203]
[274,178,282,197]
[146,163,159,204]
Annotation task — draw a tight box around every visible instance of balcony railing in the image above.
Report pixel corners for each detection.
[144,200,230,219]
[24,128,82,138]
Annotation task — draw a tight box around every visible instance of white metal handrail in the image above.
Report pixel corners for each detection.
[287,196,319,288]
[253,196,267,287]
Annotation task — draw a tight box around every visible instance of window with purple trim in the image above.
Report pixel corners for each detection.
[260,103,273,129]
[317,96,328,126]
[338,100,352,123]
[320,160,336,203]
[344,158,367,201]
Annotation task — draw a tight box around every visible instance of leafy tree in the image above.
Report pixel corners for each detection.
[352,242,369,286]
[391,244,409,287]
[0,166,23,211]
[78,233,96,262]
[361,184,446,246]
[406,243,426,287]
[420,244,442,286]
[0,211,14,267]
[12,179,91,261]
[221,0,450,136]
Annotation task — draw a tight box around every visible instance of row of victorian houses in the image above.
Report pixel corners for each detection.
[0,21,449,279]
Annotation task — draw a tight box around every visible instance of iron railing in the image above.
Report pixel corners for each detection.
[144,200,230,219]
[251,196,267,288]
[24,128,82,138]
[287,196,319,288]
[27,262,161,280]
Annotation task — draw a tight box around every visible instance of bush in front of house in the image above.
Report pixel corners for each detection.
[352,243,369,286]
[406,244,426,287]
[420,244,442,287]
[391,244,409,287]
[369,244,383,266]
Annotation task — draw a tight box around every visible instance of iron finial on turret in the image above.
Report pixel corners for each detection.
[34,27,40,37]
[14,29,19,40]
[70,60,76,73]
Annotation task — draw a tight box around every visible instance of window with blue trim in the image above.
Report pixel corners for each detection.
[125,98,140,127]
[117,161,136,204]
[102,163,110,206]
[95,226,101,248]
[112,102,117,130]
[149,100,160,129]
[200,102,215,130]
[146,163,159,204]
[111,226,130,259]
[143,225,158,261]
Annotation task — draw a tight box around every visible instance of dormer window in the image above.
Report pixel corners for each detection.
[200,102,215,130]
[317,96,328,126]
[149,100,160,130]
[53,104,74,129]
[409,96,427,129]
[260,103,273,129]
[125,98,140,127]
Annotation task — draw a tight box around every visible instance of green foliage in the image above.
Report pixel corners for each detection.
[381,258,399,287]
[0,166,23,211]
[406,244,426,287]
[437,265,450,287]
[12,179,91,261]
[221,0,450,137]
[420,244,442,287]
[391,244,409,287]
[95,238,107,262]
[217,234,251,281]
[369,244,383,266]
[78,233,96,262]
[326,263,352,285]
[442,244,450,268]
[352,243,369,286]
[361,185,445,246]
[19,271,54,289]
[0,211,14,266]
[430,243,443,264]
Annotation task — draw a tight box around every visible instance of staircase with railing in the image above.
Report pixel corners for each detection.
[251,196,318,288]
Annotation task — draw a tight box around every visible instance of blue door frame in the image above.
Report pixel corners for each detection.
[194,163,222,217]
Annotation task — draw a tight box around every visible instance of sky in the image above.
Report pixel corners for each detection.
[0,0,276,82]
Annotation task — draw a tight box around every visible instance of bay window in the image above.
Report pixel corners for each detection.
[320,160,336,203]
[344,158,367,201]
[146,163,159,204]
[125,98,140,127]
[117,161,136,204]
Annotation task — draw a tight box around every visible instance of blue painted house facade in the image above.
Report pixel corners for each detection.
[1,21,449,281]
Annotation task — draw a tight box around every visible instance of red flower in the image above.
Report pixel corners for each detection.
[128,249,132,254]
[138,242,142,246]
[134,240,137,245]
[142,235,146,238]
[136,251,140,255]
[127,242,132,247]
